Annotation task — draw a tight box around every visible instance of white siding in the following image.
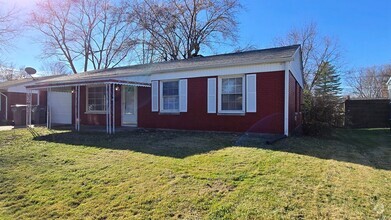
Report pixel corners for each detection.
[48,91,72,124]
[288,48,304,88]
[115,75,151,84]
[8,84,39,94]
[151,63,285,81]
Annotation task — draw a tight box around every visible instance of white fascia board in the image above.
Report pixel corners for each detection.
[288,47,304,88]
[387,76,391,86]
[151,62,285,81]
[88,57,292,78]
[8,84,39,94]
[115,75,151,84]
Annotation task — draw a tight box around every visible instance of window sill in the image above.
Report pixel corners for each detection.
[217,112,245,116]
[159,111,180,115]
[84,111,106,115]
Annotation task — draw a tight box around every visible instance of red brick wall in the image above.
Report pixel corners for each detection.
[39,90,47,106]
[66,71,303,134]
[0,93,5,121]
[138,71,285,133]
[288,72,303,134]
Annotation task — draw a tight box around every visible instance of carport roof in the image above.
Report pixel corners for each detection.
[27,78,151,89]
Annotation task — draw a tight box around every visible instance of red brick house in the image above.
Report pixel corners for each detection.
[27,45,304,136]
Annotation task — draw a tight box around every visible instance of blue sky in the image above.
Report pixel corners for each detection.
[237,0,391,69]
[3,0,391,72]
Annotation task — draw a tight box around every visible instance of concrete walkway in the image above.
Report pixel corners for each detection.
[0,126,14,131]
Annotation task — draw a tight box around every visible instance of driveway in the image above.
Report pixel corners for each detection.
[0,126,14,131]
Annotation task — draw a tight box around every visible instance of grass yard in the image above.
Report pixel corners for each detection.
[0,128,390,219]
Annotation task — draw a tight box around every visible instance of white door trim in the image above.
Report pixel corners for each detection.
[121,86,138,126]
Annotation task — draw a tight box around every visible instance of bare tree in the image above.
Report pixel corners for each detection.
[232,43,258,53]
[40,61,72,75]
[30,0,137,74]
[132,0,241,61]
[0,64,26,81]
[347,65,391,98]
[274,22,342,91]
[134,29,159,64]
[0,4,21,54]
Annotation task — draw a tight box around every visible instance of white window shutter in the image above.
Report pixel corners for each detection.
[207,78,217,113]
[246,74,257,112]
[179,79,188,112]
[151,81,159,112]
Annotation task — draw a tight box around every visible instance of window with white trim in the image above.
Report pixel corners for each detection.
[161,80,179,112]
[219,76,245,113]
[87,86,106,112]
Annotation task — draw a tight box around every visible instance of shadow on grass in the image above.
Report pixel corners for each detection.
[33,128,391,170]
[269,128,391,171]
[33,129,279,159]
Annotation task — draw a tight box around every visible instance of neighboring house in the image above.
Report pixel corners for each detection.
[27,45,304,136]
[0,76,60,124]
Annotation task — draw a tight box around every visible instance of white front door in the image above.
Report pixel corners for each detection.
[122,86,137,126]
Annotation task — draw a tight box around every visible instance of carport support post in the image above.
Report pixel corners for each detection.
[77,86,80,131]
[74,86,81,132]
[106,84,109,134]
[109,84,112,134]
[74,86,77,131]
[26,89,32,127]
[47,88,51,129]
[112,83,115,134]
[105,84,115,135]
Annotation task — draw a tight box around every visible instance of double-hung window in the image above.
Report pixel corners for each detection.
[87,86,106,113]
[161,80,179,112]
[219,76,245,113]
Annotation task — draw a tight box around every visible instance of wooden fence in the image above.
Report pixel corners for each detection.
[345,99,390,128]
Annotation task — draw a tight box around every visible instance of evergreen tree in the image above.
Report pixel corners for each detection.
[303,62,344,135]
[314,62,342,99]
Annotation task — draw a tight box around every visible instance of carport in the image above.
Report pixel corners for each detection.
[26,79,150,134]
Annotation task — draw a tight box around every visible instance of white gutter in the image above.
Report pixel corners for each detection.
[0,92,8,121]
[284,62,290,136]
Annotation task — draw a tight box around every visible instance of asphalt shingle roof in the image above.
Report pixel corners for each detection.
[0,78,34,90]
[0,75,65,90]
[33,44,301,86]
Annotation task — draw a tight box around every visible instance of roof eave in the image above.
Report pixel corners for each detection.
[106,57,293,78]
[27,53,296,88]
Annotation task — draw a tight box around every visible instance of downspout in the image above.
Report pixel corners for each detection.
[0,92,8,121]
[284,62,290,136]
[37,90,40,105]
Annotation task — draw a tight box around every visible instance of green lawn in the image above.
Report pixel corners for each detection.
[0,128,390,219]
